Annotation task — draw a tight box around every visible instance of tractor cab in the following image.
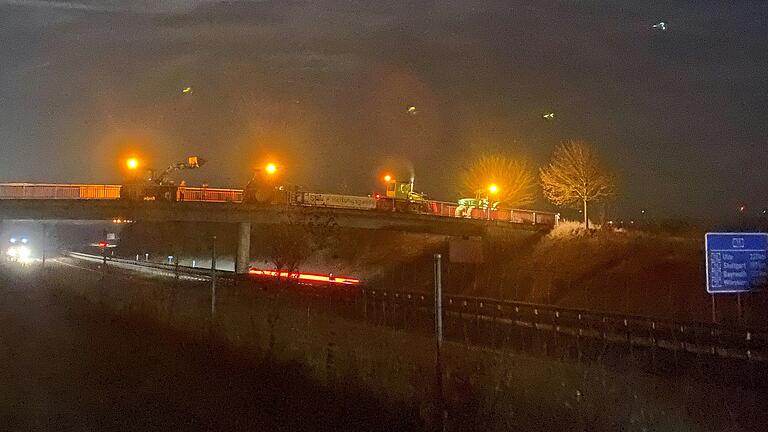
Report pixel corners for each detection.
[379,178,431,213]
[385,179,424,201]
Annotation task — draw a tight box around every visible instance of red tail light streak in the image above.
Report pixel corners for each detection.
[248,268,361,286]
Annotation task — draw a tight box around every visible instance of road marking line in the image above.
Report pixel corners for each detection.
[50,258,101,274]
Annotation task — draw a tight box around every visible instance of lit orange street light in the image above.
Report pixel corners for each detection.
[488,183,499,195]
[126,158,140,170]
[265,163,277,175]
[383,174,392,182]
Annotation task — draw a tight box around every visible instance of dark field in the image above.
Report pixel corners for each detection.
[0,263,417,431]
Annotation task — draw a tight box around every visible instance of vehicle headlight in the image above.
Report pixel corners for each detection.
[17,246,31,259]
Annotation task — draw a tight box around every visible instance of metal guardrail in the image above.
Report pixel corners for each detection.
[359,288,768,362]
[66,252,766,362]
[67,252,231,281]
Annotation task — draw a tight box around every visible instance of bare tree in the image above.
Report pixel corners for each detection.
[269,221,312,274]
[268,210,339,274]
[539,140,616,228]
[459,154,536,207]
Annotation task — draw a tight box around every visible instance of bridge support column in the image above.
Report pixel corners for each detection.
[235,222,251,276]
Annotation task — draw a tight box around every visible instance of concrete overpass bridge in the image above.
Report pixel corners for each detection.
[0,183,557,275]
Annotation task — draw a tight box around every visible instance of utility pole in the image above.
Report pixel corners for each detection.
[211,236,217,317]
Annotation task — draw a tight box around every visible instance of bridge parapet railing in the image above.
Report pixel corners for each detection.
[426,200,558,226]
[0,183,121,199]
[177,187,244,203]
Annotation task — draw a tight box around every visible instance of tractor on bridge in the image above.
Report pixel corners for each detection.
[121,156,206,202]
[376,177,431,213]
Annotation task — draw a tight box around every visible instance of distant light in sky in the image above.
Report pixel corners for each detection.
[182,87,193,94]
[543,112,555,120]
[407,106,418,115]
[652,21,667,31]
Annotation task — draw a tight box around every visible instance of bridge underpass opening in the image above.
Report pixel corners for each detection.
[0,220,120,265]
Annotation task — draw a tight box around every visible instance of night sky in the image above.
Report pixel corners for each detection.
[1,1,766,223]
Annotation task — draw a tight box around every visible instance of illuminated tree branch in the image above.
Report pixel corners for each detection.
[540,140,616,228]
[459,154,536,208]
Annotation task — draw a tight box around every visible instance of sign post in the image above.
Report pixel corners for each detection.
[41,223,46,268]
[705,233,768,322]
[211,236,217,317]
[433,253,446,432]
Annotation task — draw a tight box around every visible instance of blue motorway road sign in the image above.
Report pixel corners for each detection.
[705,233,768,294]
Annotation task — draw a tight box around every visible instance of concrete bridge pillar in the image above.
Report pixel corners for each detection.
[235,221,251,276]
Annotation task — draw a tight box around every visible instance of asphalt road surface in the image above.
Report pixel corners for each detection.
[0,260,417,431]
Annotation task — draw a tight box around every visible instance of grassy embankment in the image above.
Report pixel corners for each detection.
[11,257,765,432]
[113,220,767,326]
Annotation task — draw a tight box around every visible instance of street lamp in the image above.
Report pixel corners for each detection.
[488,183,499,195]
[126,158,140,170]
[265,163,277,175]
[383,174,392,183]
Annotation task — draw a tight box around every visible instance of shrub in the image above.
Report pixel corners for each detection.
[548,219,599,240]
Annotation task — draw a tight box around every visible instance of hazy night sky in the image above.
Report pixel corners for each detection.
[1,1,766,223]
